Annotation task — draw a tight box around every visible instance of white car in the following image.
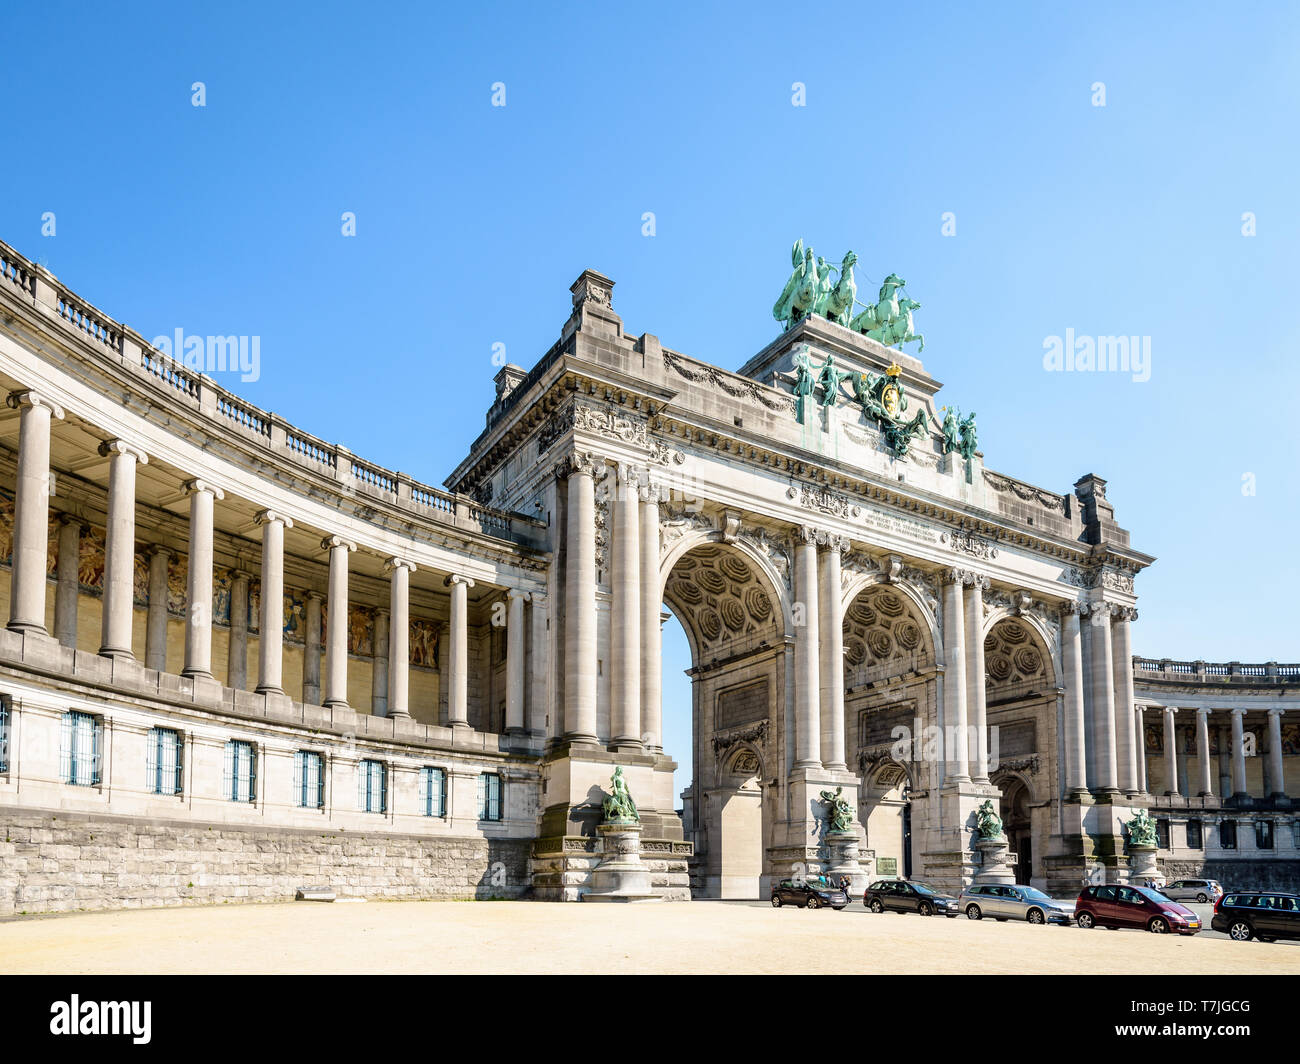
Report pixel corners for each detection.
[958,883,1075,925]
[1158,879,1222,903]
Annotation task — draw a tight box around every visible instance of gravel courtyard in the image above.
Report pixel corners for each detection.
[2,900,1298,975]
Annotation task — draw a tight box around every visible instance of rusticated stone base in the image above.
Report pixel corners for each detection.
[0,807,532,914]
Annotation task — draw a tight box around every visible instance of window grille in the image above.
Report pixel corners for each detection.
[420,766,447,817]
[294,751,325,809]
[60,711,102,786]
[223,740,257,803]
[358,759,387,813]
[146,727,183,796]
[477,772,502,822]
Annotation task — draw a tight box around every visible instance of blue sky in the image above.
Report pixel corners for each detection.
[3,2,1297,797]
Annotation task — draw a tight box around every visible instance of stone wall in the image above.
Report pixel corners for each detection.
[0,807,531,914]
[1160,857,1300,893]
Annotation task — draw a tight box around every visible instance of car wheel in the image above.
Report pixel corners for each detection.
[965,904,982,920]
[1228,921,1253,942]
[869,898,884,914]
[771,895,782,908]
[1027,908,1045,925]
[1076,911,1095,929]
[1147,917,1169,934]
[807,896,821,910]
[1196,893,1208,903]
[918,901,933,917]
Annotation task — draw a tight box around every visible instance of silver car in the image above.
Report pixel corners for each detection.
[1159,879,1223,903]
[958,883,1074,925]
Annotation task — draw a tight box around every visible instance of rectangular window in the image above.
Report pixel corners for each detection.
[1219,819,1237,850]
[0,696,9,774]
[358,759,387,814]
[294,751,325,810]
[420,766,447,818]
[60,711,102,786]
[1156,818,1170,849]
[477,772,502,822]
[146,727,183,796]
[223,740,257,803]
[1255,819,1274,850]
[1186,819,1203,850]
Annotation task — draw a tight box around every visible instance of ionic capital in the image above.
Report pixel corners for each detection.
[946,566,986,588]
[98,438,148,465]
[7,389,65,419]
[445,573,476,590]
[321,535,356,553]
[507,588,531,603]
[555,449,605,480]
[182,477,225,501]
[254,509,294,529]
[384,557,417,574]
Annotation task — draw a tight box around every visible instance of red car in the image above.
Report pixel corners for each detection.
[1074,884,1202,935]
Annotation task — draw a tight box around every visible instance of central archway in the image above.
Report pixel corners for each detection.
[661,537,788,899]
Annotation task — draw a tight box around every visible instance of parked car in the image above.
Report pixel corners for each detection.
[958,883,1074,925]
[1160,879,1223,904]
[771,875,849,910]
[1074,884,1202,934]
[1211,891,1300,942]
[863,879,960,917]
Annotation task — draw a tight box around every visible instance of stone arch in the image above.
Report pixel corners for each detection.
[721,742,765,788]
[860,758,913,879]
[841,582,938,684]
[991,771,1035,885]
[660,530,794,641]
[982,615,1055,697]
[981,606,1063,688]
[840,570,940,657]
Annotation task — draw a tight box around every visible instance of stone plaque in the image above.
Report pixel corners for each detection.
[877,857,898,876]
[996,721,1036,758]
[860,704,915,749]
[715,680,769,730]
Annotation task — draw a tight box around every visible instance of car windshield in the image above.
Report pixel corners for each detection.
[912,883,940,896]
[1021,888,1055,902]
[1134,886,1173,903]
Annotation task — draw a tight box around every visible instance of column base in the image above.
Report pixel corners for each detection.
[98,646,135,661]
[324,699,351,711]
[389,709,412,720]
[6,620,49,636]
[181,667,214,680]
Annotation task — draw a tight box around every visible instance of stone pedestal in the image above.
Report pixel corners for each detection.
[973,835,1016,885]
[1127,844,1163,887]
[824,830,870,894]
[583,823,662,903]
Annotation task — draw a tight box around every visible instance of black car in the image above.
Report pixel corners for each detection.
[771,876,849,910]
[1211,890,1300,942]
[863,879,960,917]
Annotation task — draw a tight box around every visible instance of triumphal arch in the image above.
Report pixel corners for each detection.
[446,254,1153,898]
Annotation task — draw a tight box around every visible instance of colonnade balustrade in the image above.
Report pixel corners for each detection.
[3,387,537,735]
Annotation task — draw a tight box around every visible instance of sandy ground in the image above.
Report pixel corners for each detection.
[1,900,1298,975]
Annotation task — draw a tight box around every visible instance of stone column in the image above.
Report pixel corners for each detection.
[1086,603,1118,793]
[372,608,390,716]
[817,536,847,771]
[1217,723,1232,798]
[506,589,529,734]
[942,571,970,783]
[1135,706,1148,793]
[322,536,356,709]
[964,574,990,783]
[6,390,64,635]
[1268,709,1286,799]
[1163,706,1179,796]
[639,478,662,751]
[1197,708,1213,797]
[98,440,147,659]
[446,573,474,729]
[254,510,292,695]
[562,453,599,740]
[144,546,170,672]
[53,516,83,648]
[611,464,641,749]
[302,590,323,705]
[1111,606,1138,796]
[1230,708,1247,798]
[1061,603,1088,797]
[385,559,414,719]
[181,479,223,679]
[227,569,250,690]
[793,527,822,770]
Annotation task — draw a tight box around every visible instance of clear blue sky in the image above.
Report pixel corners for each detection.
[3,2,1297,799]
